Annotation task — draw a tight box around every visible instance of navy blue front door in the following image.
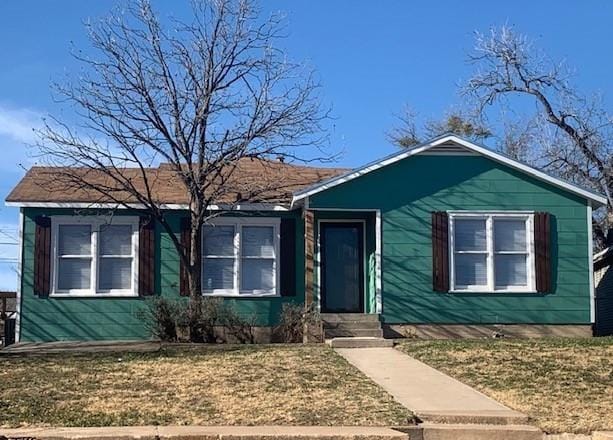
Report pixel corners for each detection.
[320,222,364,313]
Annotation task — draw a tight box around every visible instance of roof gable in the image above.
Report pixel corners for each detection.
[292,134,607,207]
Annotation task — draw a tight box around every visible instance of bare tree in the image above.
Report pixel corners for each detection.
[387,107,491,148]
[37,0,330,297]
[464,25,613,246]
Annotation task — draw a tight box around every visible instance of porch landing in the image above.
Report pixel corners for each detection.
[335,347,530,426]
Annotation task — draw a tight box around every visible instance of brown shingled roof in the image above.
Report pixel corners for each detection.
[6,158,348,206]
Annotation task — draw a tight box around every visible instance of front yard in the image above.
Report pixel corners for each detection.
[397,337,613,434]
[0,344,412,428]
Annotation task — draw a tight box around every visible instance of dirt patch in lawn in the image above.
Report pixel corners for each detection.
[0,344,411,427]
[397,337,613,434]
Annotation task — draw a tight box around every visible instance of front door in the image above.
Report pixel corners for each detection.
[320,222,364,313]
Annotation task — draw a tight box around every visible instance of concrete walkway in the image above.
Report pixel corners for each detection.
[336,347,529,425]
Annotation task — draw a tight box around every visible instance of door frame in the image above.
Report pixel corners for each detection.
[318,220,366,313]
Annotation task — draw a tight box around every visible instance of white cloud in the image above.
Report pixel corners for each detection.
[0,105,42,144]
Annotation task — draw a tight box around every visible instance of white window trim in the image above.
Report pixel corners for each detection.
[50,216,139,298]
[202,217,280,298]
[448,211,536,293]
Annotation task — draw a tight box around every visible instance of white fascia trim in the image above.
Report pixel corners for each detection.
[5,201,290,211]
[291,134,608,206]
[588,202,596,323]
[15,209,23,343]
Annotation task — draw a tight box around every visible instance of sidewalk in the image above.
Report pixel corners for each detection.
[0,426,408,440]
[335,347,529,425]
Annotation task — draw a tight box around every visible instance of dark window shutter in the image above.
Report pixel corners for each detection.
[34,216,51,297]
[138,217,155,296]
[432,211,450,292]
[534,212,552,293]
[280,218,297,296]
[179,217,191,297]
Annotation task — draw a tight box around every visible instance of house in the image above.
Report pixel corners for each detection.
[5,134,607,343]
[594,247,613,336]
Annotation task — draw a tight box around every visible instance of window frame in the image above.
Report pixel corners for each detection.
[50,216,139,298]
[201,217,280,297]
[448,211,536,293]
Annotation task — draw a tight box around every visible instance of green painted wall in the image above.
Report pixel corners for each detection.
[19,208,304,342]
[309,155,592,325]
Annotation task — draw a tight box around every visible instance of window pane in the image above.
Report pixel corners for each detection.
[494,220,527,252]
[58,225,91,255]
[242,226,275,257]
[454,219,486,251]
[203,226,235,256]
[203,258,234,290]
[454,254,487,286]
[241,259,274,291]
[495,254,527,287]
[99,225,132,256]
[99,258,132,290]
[58,258,91,290]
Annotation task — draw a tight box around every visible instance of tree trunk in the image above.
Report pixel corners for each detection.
[188,211,202,298]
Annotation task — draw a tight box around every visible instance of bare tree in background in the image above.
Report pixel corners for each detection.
[38,0,329,297]
[464,25,613,246]
[387,107,491,148]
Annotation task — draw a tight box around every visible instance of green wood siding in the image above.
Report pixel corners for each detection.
[309,155,592,325]
[19,209,304,342]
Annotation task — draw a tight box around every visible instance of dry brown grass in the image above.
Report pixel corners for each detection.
[397,337,613,434]
[0,344,412,428]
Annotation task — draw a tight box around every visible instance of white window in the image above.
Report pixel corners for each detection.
[449,212,535,292]
[52,217,139,296]
[202,218,279,296]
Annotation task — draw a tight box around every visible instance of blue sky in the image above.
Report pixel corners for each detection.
[0,1,611,289]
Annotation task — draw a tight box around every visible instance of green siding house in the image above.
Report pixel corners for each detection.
[6,135,607,342]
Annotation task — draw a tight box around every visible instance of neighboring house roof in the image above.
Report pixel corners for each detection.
[594,247,613,271]
[5,158,348,209]
[292,134,608,207]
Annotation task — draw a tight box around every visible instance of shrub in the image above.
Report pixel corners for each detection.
[276,303,321,343]
[221,304,257,344]
[142,296,258,343]
[179,296,224,343]
[140,297,180,342]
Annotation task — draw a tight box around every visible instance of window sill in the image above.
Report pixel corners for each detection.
[202,291,280,298]
[449,289,538,294]
[49,292,139,298]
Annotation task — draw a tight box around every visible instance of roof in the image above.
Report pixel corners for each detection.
[5,158,348,209]
[594,247,613,271]
[292,134,608,207]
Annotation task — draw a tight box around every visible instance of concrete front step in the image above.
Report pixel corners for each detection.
[320,313,380,322]
[417,409,531,426]
[324,328,384,338]
[323,320,382,329]
[327,337,394,348]
[418,423,543,440]
[0,426,409,440]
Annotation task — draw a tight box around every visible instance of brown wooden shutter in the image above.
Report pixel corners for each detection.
[432,211,450,292]
[34,216,51,297]
[534,212,552,293]
[280,218,297,296]
[138,216,155,296]
[179,217,191,296]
